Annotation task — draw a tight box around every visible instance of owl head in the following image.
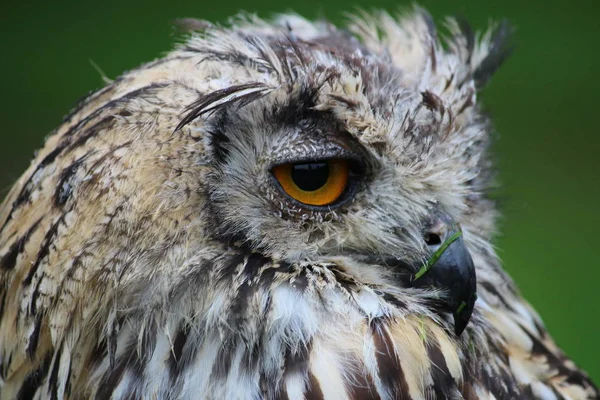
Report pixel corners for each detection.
[0,10,511,361]
[158,11,510,333]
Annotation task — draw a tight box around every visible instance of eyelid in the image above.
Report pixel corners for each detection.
[269,145,361,170]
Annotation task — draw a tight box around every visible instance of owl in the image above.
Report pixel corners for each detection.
[0,7,597,400]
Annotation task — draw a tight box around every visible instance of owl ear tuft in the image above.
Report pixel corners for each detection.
[175,82,273,132]
[472,21,514,89]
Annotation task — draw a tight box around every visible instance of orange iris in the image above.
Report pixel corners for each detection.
[272,159,349,206]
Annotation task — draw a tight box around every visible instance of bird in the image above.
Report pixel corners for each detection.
[0,7,597,400]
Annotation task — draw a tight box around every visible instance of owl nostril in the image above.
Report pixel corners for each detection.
[424,232,442,247]
[423,216,449,247]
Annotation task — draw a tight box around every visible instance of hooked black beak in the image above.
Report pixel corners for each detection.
[411,213,477,335]
[387,212,477,335]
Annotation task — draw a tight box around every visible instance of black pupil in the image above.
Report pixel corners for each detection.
[291,162,329,191]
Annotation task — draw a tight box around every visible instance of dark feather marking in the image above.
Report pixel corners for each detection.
[460,381,478,400]
[108,316,120,369]
[61,84,115,126]
[532,318,547,338]
[62,82,170,139]
[551,386,567,400]
[134,323,157,372]
[1,217,43,271]
[210,249,257,383]
[456,95,474,116]
[97,334,143,398]
[255,292,276,399]
[275,44,296,88]
[228,254,271,333]
[421,91,446,115]
[205,109,231,163]
[16,352,52,400]
[210,251,273,377]
[314,68,342,95]
[240,289,272,375]
[454,17,475,64]
[168,322,190,379]
[63,352,73,398]
[420,10,438,72]
[28,214,73,320]
[305,372,324,400]
[95,352,131,400]
[211,338,237,379]
[48,342,64,400]
[426,336,456,399]
[283,339,312,379]
[289,268,309,292]
[219,251,247,280]
[0,290,6,326]
[272,84,320,127]
[90,337,108,367]
[443,73,455,92]
[232,88,270,110]
[258,261,292,291]
[479,281,515,312]
[61,116,116,160]
[51,252,88,313]
[488,338,510,366]
[241,339,262,378]
[523,385,535,398]
[328,94,359,110]
[473,21,513,89]
[54,154,89,206]
[23,215,64,288]
[187,31,261,70]
[328,266,359,294]
[477,360,521,400]
[244,34,281,78]
[6,146,63,219]
[243,252,271,277]
[370,318,412,400]
[278,386,290,400]
[200,85,270,163]
[26,314,44,359]
[347,368,381,400]
[175,82,271,131]
[283,34,309,68]
[381,292,407,310]
[197,50,258,71]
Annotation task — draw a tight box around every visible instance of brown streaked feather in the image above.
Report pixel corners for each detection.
[0,8,596,400]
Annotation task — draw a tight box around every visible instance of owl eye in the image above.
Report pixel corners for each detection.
[272,159,352,206]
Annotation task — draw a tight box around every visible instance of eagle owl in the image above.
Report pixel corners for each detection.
[0,8,597,400]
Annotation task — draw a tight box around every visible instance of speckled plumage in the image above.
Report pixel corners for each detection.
[0,9,597,400]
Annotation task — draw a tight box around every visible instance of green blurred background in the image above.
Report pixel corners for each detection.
[1,0,598,381]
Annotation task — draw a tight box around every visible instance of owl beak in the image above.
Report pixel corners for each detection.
[412,216,477,336]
